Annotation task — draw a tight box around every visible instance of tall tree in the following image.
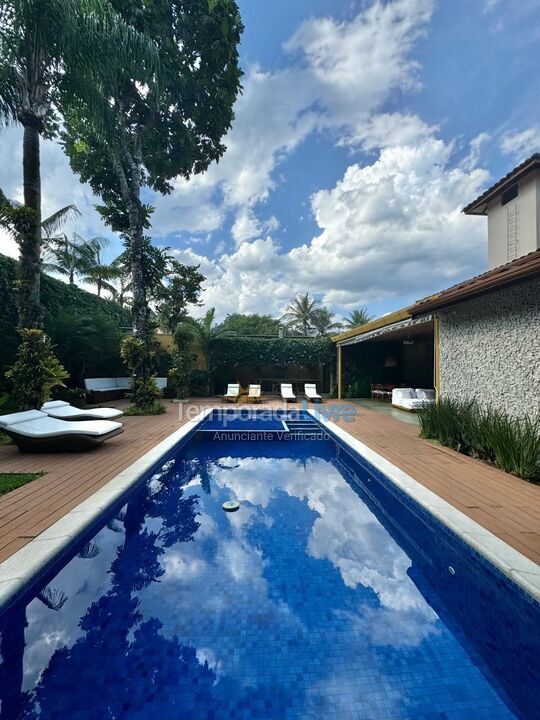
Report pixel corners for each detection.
[42,232,87,284]
[343,308,373,328]
[311,307,342,337]
[213,313,281,336]
[281,293,320,336]
[0,0,157,328]
[78,236,120,296]
[62,0,243,352]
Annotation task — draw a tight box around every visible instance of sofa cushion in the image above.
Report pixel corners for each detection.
[115,377,133,389]
[415,389,435,400]
[42,400,70,409]
[84,378,117,391]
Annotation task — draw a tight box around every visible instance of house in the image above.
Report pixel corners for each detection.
[333,154,540,418]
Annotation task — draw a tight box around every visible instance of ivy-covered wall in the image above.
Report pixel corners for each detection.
[210,336,335,370]
[0,253,131,380]
[211,336,335,393]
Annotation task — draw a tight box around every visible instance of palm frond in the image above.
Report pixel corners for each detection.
[42,204,81,237]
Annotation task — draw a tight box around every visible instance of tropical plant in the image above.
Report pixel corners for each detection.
[157,262,205,333]
[183,308,221,393]
[169,322,196,400]
[343,308,374,328]
[75,236,121,296]
[45,310,123,386]
[213,313,281,336]
[311,308,342,337]
[5,328,69,408]
[120,335,164,413]
[109,256,132,307]
[62,0,243,351]
[0,0,158,329]
[419,398,540,482]
[281,293,320,335]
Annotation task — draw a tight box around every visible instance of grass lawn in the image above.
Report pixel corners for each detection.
[0,471,44,497]
[0,430,12,446]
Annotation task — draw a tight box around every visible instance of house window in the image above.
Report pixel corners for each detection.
[501,184,518,206]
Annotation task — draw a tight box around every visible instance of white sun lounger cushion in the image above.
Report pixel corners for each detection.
[281,384,296,398]
[305,384,321,398]
[8,417,121,438]
[41,403,124,420]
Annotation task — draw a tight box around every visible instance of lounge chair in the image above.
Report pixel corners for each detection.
[222,384,240,403]
[281,383,296,403]
[0,410,123,453]
[392,388,430,412]
[304,383,322,403]
[41,400,123,421]
[247,385,262,403]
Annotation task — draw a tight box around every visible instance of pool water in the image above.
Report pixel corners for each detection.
[199,408,312,432]
[0,437,537,719]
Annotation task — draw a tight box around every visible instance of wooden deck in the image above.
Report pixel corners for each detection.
[0,398,538,565]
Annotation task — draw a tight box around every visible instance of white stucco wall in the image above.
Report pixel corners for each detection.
[439,277,540,418]
[487,171,540,269]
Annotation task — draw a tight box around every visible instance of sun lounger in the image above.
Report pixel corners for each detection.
[304,383,322,402]
[41,400,124,421]
[0,410,123,453]
[247,385,262,403]
[281,384,296,402]
[222,383,240,403]
[392,388,432,412]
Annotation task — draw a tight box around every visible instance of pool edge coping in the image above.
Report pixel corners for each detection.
[309,409,540,602]
[0,407,214,612]
[0,405,538,610]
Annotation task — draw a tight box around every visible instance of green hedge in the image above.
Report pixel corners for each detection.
[210,336,335,370]
[0,253,131,380]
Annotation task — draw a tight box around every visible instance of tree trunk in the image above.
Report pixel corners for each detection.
[19,124,43,329]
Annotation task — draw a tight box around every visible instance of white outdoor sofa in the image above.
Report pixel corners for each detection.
[222,383,240,403]
[281,383,296,402]
[392,388,435,412]
[41,400,124,421]
[0,409,123,453]
[304,383,322,402]
[84,377,167,400]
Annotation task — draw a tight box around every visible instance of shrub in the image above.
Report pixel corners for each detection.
[169,323,196,400]
[419,398,540,482]
[5,329,69,409]
[120,336,165,413]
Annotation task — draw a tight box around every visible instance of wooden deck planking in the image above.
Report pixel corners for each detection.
[0,397,538,565]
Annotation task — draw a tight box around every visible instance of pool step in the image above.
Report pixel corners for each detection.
[285,419,321,433]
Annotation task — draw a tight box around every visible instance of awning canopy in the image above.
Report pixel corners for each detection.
[336,314,433,347]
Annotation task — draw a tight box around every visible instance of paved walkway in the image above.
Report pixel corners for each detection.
[0,398,538,564]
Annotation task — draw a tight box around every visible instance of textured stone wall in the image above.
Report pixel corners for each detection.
[439,277,540,418]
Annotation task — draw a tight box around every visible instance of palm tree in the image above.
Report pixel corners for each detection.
[42,233,87,284]
[343,308,374,328]
[311,308,343,337]
[0,192,82,281]
[79,237,121,297]
[110,270,133,308]
[281,293,320,335]
[185,308,219,394]
[0,0,158,328]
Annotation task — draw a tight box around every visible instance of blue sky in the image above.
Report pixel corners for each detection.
[1,0,540,321]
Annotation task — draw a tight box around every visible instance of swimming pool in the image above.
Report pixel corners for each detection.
[0,416,538,719]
